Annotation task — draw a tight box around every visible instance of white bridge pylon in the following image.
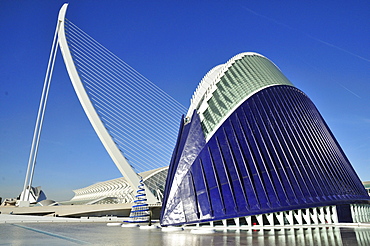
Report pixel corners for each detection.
[57,4,158,203]
[21,3,158,204]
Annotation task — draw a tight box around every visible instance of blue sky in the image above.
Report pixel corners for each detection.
[1,0,369,201]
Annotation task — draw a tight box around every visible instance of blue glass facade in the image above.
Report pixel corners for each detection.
[161,84,369,226]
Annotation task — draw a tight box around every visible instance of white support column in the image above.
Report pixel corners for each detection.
[294,210,303,225]
[351,205,357,223]
[275,211,284,226]
[363,205,368,222]
[302,208,311,225]
[256,214,263,226]
[318,207,326,224]
[266,213,274,226]
[284,210,294,226]
[331,206,338,223]
[360,205,365,222]
[362,205,366,222]
[222,219,227,227]
[324,206,332,224]
[356,205,361,222]
[310,208,319,224]
[234,217,240,227]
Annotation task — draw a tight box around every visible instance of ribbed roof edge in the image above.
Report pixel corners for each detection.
[186,52,264,118]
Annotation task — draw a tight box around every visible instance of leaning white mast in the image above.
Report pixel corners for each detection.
[19,4,62,205]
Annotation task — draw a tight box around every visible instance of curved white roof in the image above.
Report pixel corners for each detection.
[71,166,168,204]
[185,52,293,140]
[186,52,264,118]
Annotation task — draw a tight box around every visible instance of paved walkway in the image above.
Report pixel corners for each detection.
[0,214,124,223]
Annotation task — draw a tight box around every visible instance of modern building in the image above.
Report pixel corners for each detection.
[160,52,370,227]
[62,167,168,206]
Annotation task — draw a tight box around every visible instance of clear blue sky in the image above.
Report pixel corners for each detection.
[1,1,369,201]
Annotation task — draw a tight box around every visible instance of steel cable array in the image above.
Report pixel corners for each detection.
[64,19,186,172]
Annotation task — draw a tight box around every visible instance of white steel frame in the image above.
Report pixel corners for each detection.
[57,4,158,204]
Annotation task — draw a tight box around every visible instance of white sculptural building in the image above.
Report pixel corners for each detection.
[66,167,168,205]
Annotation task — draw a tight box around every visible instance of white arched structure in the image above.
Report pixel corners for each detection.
[57,4,158,203]
[69,167,168,205]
